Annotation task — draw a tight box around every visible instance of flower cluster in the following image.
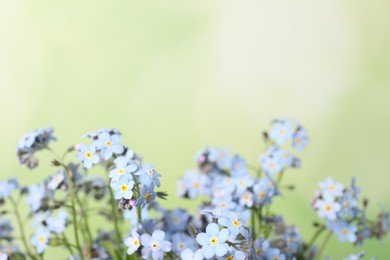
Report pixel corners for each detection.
[312,177,390,245]
[0,120,386,260]
[17,128,56,169]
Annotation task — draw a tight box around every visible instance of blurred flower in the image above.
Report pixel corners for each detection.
[140,230,171,260]
[31,226,50,254]
[47,210,67,234]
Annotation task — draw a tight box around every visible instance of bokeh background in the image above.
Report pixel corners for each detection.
[1,0,390,258]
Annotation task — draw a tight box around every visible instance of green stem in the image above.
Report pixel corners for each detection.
[62,234,75,255]
[63,165,85,260]
[9,196,36,260]
[314,231,332,260]
[107,182,123,257]
[276,170,284,187]
[307,225,325,250]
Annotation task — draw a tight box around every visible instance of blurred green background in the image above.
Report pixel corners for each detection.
[1,0,390,258]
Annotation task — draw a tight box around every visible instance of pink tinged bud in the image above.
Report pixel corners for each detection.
[130,198,137,206]
[74,144,81,151]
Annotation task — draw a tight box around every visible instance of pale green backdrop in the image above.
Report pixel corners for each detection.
[1,0,390,259]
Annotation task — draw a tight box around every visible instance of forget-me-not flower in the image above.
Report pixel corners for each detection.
[76,143,100,169]
[93,131,124,160]
[31,226,50,254]
[47,210,67,234]
[140,230,172,260]
[110,175,135,200]
[196,223,230,259]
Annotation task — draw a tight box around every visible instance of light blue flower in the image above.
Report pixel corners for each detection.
[31,226,50,254]
[253,179,276,206]
[135,184,156,208]
[217,247,247,260]
[180,248,203,260]
[208,148,230,170]
[239,191,254,207]
[259,148,284,175]
[268,120,292,146]
[165,208,191,233]
[292,127,308,151]
[234,175,254,195]
[318,178,344,199]
[314,197,341,220]
[218,211,248,239]
[17,128,56,169]
[136,163,161,188]
[229,155,249,178]
[124,229,141,255]
[181,169,209,198]
[265,247,286,260]
[334,221,357,243]
[0,178,18,198]
[171,233,196,255]
[93,131,124,160]
[76,143,100,169]
[110,175,135,199]
[26,184,45,212]
[109,159,137,181]
[140,230,172,260]
[343,251,365,260]
[47,171,65,191]
[123,207,149,226]
[32,211,50,228]
[47,210,67,234]
[196,223,230,259]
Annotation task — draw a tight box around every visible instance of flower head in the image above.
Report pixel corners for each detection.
[196,223,230,259]
[110,175,135,200]
[140,230,172,260]
[31,226,50,254]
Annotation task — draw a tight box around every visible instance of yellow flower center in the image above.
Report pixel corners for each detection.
[328,185,335,191]
[232,220,240,227]
[279,129,285,135]
[105,140,112,147]
[133,239,139,246]
[224,178,231,184]
[342,228,348,235]
[210,237,218,245]
[256,248,261,256]
[344,201,349,208]
[85,151,92,159]
[243,194,250,200]
[220,202,227,208]
[192,182,200,189]
[145,193,151,200]
[118,169,124,175]
[273,257,279,260]
[258,192,265,199]
[295,137,301,143]
[147,169,154,176]
[120,184,128,192]
[38,235,45,243]
[226,257,233,260]
[269,162,275,169]
[325,205,332,211]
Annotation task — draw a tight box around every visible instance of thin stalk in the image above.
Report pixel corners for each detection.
[314,231,332,260]
[62,234,75,255]
[9,196,36,260]
[306,225,325,250]
[63,166,85,260]
[107,182,123,258]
